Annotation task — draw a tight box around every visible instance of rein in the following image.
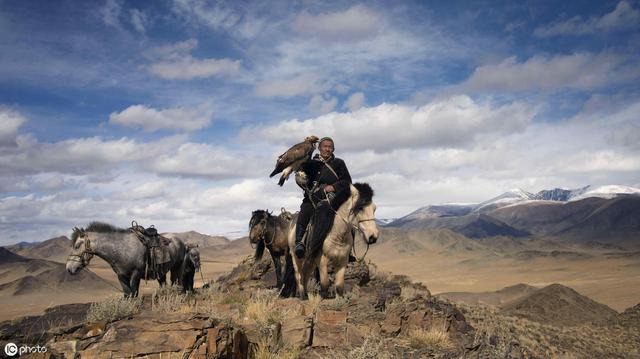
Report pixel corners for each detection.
[249,213,277,248]
[327,194,376,261]
[67,234,94,266]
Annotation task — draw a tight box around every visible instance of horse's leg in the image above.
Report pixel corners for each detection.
[129,270,142,298]
[157,272,167,287]
[170,269,178,286]
[334,263,347,297]
[318,255,330,298]
[187,272,195,293]
[271,251,283,288]
[117,274,132,298]
[292,255,306,299]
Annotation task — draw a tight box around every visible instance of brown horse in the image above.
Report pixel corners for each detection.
[249,208,294,288]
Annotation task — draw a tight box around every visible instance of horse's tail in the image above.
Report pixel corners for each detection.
[254,239,265,261]
[280,253,297,298]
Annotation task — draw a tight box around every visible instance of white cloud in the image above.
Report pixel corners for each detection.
[146,39,198,60]
[172,0,241,32]
[254,73,327,98]
[534,1,640,37]
[455,53,639,93]
[149,143,265,180]
[129,9,148,34]
[101,0,122,29]
[0,107,26,146]
[109,104,212,132]
[246,95,536,152]
[146,39,241,80]
[148,57,240,80]
[308,94,338,115]
[0,134,185,177]
[345,92,365,111]
[291,5,381,42]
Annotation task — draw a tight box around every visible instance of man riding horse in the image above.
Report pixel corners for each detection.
[294,136,352,260]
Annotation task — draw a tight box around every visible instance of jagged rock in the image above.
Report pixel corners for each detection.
[47,339,78,358]
[201,323,251,359]
[76,313,212,357]
[375,280,402,311]
[0,303,91,344]
[381,305,403,335]
[344,260,371,287]
[312,309,364,348]
[281,315,313,348]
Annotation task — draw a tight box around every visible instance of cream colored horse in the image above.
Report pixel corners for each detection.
[287,182,378,298]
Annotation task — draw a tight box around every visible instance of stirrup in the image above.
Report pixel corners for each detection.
[294,242,306,259]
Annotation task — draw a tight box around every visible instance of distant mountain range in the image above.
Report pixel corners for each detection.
[5,236,71,263]
[386,185,640,242]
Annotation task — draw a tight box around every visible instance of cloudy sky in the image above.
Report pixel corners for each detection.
[1,0,639,244]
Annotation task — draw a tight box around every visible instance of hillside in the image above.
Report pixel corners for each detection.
[162,231,230,248]
[501,283,619,326]
[1,258,637,358]
[438,283,539,306]
[5,236,71,263]
[0,261,115,296]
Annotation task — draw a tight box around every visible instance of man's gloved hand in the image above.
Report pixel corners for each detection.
[325,191,336,202]
[312,185,335,204]
[295,170,308,188]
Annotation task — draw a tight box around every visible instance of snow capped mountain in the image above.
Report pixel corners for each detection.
[376,218,397,226]
[568,185,640,201]
[406,203,476,219]
[392,184,640,224]
[535,188,576,201]
[473,189,535,212]
[387,203,476,227]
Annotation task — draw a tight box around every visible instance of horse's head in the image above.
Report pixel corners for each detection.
[352,183,379,244]
[66,227,95,274]
[249,210,271,244]
[187,246,201,272]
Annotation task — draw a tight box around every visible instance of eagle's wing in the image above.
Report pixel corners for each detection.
[270,141,313,178]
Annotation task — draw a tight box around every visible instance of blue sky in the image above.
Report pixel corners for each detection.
[1,0,639,243]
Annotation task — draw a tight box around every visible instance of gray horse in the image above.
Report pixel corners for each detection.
[249,209,293,288]
[65,222,186,297]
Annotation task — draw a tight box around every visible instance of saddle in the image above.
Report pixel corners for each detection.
[131,222,171,279]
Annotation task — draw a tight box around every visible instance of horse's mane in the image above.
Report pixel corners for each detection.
[249,210,271,228]
[353,182,374,212]
[72,222,129,245]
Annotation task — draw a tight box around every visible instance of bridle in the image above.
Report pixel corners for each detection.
[249,212,276,248]
[67,231,95,266]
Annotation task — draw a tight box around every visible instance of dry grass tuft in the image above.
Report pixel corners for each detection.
[244,289,291,327]
[368,262,391,282]
[308,292,323,314]
[251,336,300,359]
[85,296,142,323]
[151,286,186,313]
[407,327,453,350]
[331,334,392,359]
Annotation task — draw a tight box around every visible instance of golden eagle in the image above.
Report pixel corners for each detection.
[269,135,319,186]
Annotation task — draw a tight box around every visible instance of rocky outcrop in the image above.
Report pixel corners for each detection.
[23,257,486,358]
